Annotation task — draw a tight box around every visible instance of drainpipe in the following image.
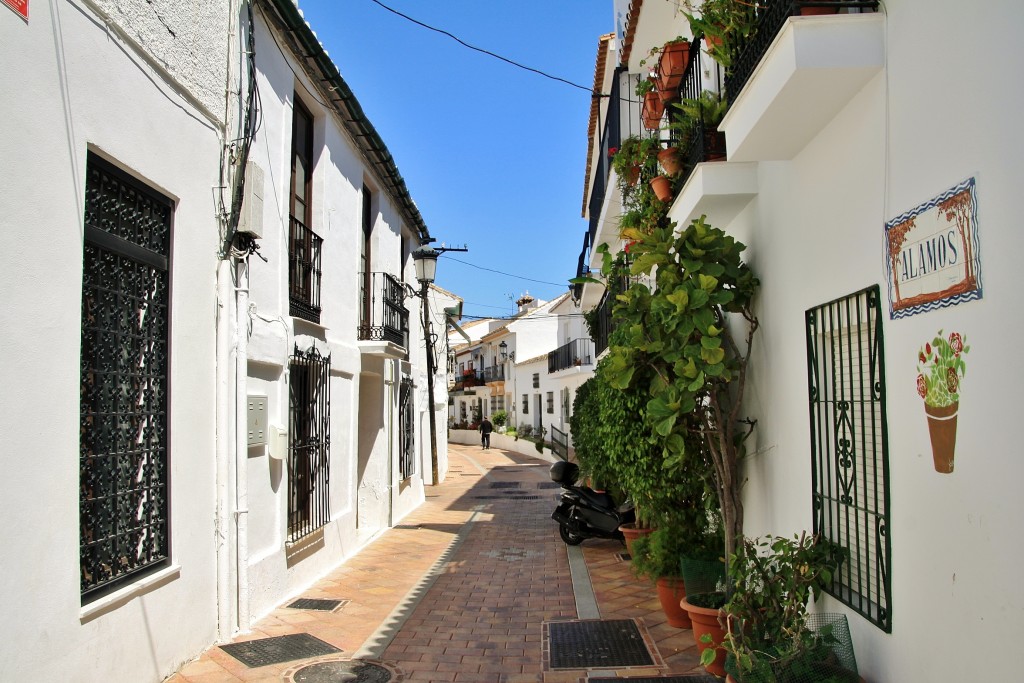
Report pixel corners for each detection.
[234,256,250,633]
[215,259,234,640]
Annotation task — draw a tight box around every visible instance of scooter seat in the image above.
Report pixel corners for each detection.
[577,487,615,510]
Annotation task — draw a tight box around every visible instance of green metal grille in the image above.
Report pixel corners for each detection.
[805,285,891,632]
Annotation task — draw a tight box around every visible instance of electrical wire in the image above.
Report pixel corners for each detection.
[367,0,602,96]
[439,254,571,288]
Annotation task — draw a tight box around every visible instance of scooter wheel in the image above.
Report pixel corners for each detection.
[559,524,585,546]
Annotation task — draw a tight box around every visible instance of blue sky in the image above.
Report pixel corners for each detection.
[296,0,612,319]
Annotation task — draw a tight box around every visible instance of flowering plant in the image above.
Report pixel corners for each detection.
[916,330,969,407]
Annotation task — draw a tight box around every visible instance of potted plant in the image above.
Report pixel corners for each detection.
[650,174,674,203]
[680,0,760,72]
[638,78,666,130]
[720,533,858,682]
[491,409,508,433]
[630,525,692,628]
[657,37,692,93]
[675,91,729,161]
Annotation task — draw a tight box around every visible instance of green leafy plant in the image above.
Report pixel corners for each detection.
[916,330,969,408]
[600,215,760,562]
[677,90,729,128]
[719,533,849,680]
[679,0,761,72]
[491,409,508,427]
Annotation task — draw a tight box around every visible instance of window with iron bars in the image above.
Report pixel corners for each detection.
[490,395,504,412]
[398,377,415,479]
[79,152,172,604]
[561,387,571,423]
[532,372,540,388]
[289,97,322,323]
[288,346,331,542]
[546,392,554,414]
[806,285,892,632]
[522,394,529,414]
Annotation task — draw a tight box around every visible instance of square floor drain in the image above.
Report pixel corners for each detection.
[615,552,632,562]
[545,619,656,670]
[286,598,348,612]
[589,677,720,682]
[489,481,521,488]
[220,633,341,668]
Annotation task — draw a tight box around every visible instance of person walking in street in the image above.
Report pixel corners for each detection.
[479,415,493,449]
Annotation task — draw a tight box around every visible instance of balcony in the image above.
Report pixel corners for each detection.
[481,365,505,383]
[357,271,409,357]
[289,217,322,324]
[719,2,883,162]
[452,370,480,393]
[548,339,595,374]
[592,293,614,357]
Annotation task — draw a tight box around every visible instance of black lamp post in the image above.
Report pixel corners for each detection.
[412,241,439,485]
[499,340,508,361]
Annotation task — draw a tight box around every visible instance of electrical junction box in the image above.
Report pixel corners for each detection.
[237,161,264,238]
[247,395,267,446]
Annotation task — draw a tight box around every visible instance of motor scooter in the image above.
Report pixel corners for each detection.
[549,460,635,545]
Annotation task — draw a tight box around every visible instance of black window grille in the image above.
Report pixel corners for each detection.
[357,272,409,346]
[79,152,172,604]
[399,377,415,479]
[806,284,892,632]
[288,346,331,542]
[289,217,322,323]
[546,392,554,414]
[522,394,529,414]
[532,373,540,388]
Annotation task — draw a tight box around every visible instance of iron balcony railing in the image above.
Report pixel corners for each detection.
[667,35,728,186]
[725,0,880,103]
[548,338,595,373]
[481,365,505,383]
[289,216,323,324]
[453,370,479,392]
[357,271,409,347]
[592,291,614,357]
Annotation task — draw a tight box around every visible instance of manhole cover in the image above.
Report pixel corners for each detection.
[546,619,654,670]
[489,481,521,488]
[220,633,341,668]
[291,660,394,683]
[287,598,347,612]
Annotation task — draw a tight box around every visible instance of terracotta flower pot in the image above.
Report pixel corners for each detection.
[658,147,682,176]
[704,128,727,162]
[655,577,691,628]
[627,163,640,186]
[658,41,691,92]
[619,523,654,557]
[681,595,728,677]
[925,401,958,473]
[651,175,673,203]
[800,5,840,15]
[642,91,665,130]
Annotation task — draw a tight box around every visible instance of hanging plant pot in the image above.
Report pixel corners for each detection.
[658,147,682,176]
[642,91,665,130]
[657,83,679,105]
[658,40,691,92]
[651,175,674,203]
[627,163,641,186]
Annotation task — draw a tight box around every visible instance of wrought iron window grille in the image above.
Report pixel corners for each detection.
[357,271,409,346]
[806,284,891,632]
[288,345,331,542]
[79,153,172,604]
[398,377,415,479]
[289,217,323,323]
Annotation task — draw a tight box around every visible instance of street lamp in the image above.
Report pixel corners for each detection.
[499,340,508,361]
[412,241,440,486]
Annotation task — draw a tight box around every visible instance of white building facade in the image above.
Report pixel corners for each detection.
[0,1,445,680]
[578,1,1024,680]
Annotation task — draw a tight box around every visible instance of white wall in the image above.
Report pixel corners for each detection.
[721,1,1024,680]
[0,1,224,680]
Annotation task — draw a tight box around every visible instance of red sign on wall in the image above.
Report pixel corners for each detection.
[3,0,28,21]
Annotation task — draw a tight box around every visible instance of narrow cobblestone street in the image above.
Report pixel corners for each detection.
[168,443,704,683]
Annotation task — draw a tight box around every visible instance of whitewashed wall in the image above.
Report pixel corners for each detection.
[0,1,224,680]
[708,1,1024,680]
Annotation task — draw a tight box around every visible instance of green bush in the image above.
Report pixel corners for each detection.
[491,409,508,427]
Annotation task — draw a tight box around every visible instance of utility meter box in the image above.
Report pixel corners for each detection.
[237,161,264,238]
[247,395,267,446]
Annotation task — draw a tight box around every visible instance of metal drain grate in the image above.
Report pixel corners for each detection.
[489,481,521,488]
[589,677,721,682]
[546,619,655,670]
[286,598,347,612]
[615,552,632,563]
[220,633,341,668]
[291,660,394,682]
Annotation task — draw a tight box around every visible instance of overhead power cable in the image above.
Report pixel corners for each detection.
[440,254,570,288]
[368,0,600,95]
